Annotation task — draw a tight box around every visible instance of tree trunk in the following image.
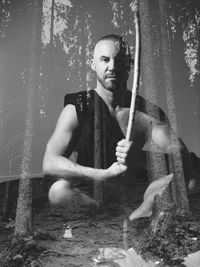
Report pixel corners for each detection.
[137,0,189,233]
[12,0,42,244]
[139,0,168,182]
[157,0,189,214]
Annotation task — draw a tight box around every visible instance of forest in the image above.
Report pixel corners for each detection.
[0,0,200,266]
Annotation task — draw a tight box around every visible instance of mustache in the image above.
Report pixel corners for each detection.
[105,72,117,78]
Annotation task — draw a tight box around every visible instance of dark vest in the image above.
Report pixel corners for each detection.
[64,89,168,173]
[64,90,131,168]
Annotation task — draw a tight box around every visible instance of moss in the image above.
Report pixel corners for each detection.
[0,239,46,267]
[136,213,200,266]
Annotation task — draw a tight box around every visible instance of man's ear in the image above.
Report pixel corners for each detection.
[91,59,96,71]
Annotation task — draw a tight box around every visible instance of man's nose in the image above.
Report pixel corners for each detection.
[108,59,115,70]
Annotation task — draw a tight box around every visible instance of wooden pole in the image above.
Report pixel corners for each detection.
[126,9,140,142]
[123,5,140,250]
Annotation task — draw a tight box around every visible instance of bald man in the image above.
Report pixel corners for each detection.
[43,34,199,206]
[43,35,134,203]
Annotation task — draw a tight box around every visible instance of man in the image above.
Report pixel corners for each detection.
[43,35,134,205]
[43,34,198,206]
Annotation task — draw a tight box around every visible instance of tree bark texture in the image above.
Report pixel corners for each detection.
[12,0,42,244]
[158,0,189,213]
[139,0,168,182]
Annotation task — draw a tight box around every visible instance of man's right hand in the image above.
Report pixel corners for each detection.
[106,162,127,179]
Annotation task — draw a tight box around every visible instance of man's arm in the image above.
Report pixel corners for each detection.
[43,104,128,181]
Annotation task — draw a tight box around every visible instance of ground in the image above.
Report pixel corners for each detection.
[0,180,200,267]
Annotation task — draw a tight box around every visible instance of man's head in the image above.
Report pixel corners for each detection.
[92,34,132,92]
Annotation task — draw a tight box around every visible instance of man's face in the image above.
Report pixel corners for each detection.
[92,39,130,91]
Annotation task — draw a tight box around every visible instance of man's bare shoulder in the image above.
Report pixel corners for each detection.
[55,104,79,133]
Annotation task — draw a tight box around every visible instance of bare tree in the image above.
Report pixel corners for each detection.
[158,0,189,213]
[12,0,42,244]
[135,0,189,232]
[139,0,168,182]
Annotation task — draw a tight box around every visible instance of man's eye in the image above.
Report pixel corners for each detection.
[103,58,109,62]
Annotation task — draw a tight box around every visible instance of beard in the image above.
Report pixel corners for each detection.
[97,75,118,91]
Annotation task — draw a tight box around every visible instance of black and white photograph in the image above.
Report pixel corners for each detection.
[0,0,200,266]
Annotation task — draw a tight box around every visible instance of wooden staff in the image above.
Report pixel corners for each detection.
[123,6,140,250]
[126,9,140,142]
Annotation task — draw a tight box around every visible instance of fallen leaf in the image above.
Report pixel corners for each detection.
[129,174,173,221]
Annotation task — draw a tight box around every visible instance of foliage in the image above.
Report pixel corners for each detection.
[138,213,200,266]
[167,0,200,84]
[0,238,46,267]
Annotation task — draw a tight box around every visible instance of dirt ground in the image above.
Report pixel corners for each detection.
[0,180,200,267]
